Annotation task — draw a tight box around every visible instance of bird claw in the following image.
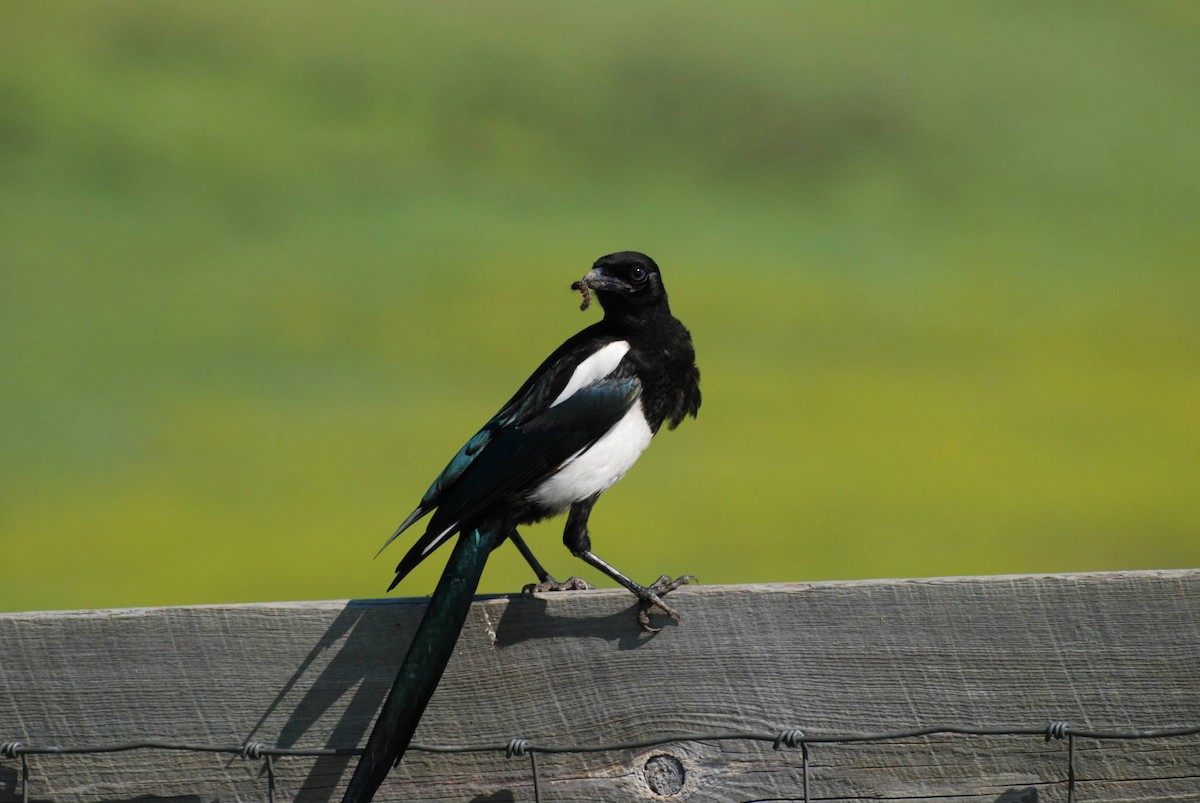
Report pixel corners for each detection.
[522,576,594,595]
[652,574,696,596]
[636,574,696,633]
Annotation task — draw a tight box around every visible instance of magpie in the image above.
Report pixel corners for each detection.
[342,251,701,803]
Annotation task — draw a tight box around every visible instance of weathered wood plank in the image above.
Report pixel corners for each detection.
[1,571,1197,802]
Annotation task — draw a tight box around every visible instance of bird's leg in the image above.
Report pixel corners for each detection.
[509,529,592,594]
[507,529,552,583]
[563,497,694,633]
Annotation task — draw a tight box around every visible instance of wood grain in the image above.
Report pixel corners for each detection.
[1,571,1197,802]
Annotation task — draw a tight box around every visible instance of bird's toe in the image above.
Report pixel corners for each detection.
[650,574,696,596]
[524,576,594,595]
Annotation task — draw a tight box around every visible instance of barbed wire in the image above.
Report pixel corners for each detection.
[4,720,1199,803]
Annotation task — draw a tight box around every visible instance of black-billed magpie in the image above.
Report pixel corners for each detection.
[342,251,701,802]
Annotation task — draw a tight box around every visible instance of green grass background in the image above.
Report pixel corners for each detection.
[2,2,1197,612]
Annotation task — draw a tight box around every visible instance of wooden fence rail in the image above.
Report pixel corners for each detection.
[1,570,1198,802]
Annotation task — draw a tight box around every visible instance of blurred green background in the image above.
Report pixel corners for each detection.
[2,2,1197,613]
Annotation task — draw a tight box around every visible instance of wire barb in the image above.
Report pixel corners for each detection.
[1045,720,1070,741]
[505,738,532,759]
[241,742,269,761]
[772,729,805,750]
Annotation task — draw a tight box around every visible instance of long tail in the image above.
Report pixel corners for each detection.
[342,521,505,803]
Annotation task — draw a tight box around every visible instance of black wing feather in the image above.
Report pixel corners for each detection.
[377,325,618,556]
[388,369,641,587]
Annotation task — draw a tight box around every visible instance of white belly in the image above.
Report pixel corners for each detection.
[530,401,653,510]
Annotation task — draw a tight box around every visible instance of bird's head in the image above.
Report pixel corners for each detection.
[572,251,668,317]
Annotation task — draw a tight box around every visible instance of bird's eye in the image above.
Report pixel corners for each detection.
[629,266,648,283]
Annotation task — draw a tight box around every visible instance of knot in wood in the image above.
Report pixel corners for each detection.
[644,753,685,796]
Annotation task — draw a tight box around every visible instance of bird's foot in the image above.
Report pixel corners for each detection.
[522,576,594,595]
[637,574,697,634]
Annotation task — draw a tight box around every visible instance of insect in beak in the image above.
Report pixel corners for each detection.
[570,279,591,311]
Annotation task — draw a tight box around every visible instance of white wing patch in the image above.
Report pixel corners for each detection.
[529,400,653,510]
[550,340,631,407]
[416,341,635,554]
[419,521,460,557]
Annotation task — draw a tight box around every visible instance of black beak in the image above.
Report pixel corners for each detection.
[577,268,627,293]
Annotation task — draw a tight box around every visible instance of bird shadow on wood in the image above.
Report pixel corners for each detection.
[995,789,1037,802]
[0,766,37,803]
[242,600,427,803]
[234,594,662,803]
[494,593,675,651]
[0,766,18,803]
